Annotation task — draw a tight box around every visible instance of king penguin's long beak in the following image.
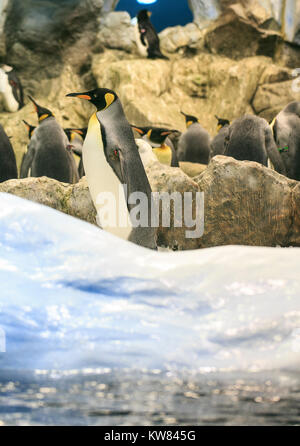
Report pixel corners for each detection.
[66,92,92,100]
[28,95,39,112]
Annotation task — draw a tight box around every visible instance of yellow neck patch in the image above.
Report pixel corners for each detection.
[153,145,172,166]
[39,114,50,122]
[70,132,83,142]
[88,112,100,132]
[104,93,115,110]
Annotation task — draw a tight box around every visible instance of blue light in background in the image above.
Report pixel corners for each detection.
[116,0,193,32]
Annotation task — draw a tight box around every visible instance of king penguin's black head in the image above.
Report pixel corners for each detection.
[180,111,199,127]
[28,96,54,122]
[131,125,151,136]
[147,128,173,144]
[215,115,230,130]
[64,127,87,141]
[66,88,118,112]
[137,10,151,22]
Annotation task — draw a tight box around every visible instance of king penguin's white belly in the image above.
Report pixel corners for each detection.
[134,24,148,57]
[0,69,19,113]
[83,113,132,240]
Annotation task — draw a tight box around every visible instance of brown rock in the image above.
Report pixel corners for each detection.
[204,5,282,60]
[252,80,300,121]
[275,42,300,69]
[92,50,271,135]
[159,23,204,54]
[179,161,207,178]
[1,156,300,250]
[195,156,295,248]
[145,160,201,250]
[0,176,97,224]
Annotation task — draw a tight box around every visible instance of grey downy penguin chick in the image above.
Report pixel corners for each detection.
[135,9,168,60]
[224,114,286,175]
[0,123,18,181]
[23,96,79,183]
[177,111,211,164]
[67,88,157,250]
[132,125,179,167]
[272,101,300,180]
[210,115,230,159]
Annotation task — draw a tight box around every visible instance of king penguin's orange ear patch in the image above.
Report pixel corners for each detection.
[77,95,92,100]
[132,127,144,135]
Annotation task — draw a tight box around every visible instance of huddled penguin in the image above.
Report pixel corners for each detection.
[224,114,286,175]
[132,125,179,167]
[64,128,87,178]
[67,88,157,249]
[135,10,168,60]
[210,115,230,158]
[272,101,300,180]
[177,111,211,164]
[0,65,24,112]
[0,123,18,182]
[20,96,79,183]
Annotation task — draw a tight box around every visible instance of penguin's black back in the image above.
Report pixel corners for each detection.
[31,119,75,183]
[0,124,18,182]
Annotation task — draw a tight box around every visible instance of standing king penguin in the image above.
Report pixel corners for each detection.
[224,114,286,175]
[135,10,168,60]
[0,65,24,112]
[177,111,211,164]
[67,88,157,250]
[272,101,300,180]
[20,96,79,183]
[64,128,87,178]
[132,125,179,167]
[0,123,18,182]
[210,115,230,159]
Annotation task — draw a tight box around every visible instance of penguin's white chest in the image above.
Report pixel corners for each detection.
[0,69,19,113]
[83,113,132,240]
[134,24,148,57]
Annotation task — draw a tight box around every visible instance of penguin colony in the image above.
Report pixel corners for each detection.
[0,8,300,249]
